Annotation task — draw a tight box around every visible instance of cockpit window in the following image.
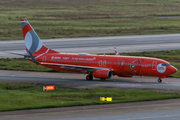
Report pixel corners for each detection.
[162,64,171,66]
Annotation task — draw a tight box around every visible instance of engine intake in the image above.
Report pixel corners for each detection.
[93,69,113,79]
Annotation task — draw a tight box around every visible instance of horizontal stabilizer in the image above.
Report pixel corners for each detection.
[4,51,30,57]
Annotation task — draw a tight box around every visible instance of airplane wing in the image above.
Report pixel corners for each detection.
[5,51,113,72]
[5,51,40,64]
[40,62,113,72]
[4,51,31,57]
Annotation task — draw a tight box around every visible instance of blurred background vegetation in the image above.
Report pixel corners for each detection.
[1,0,180,40]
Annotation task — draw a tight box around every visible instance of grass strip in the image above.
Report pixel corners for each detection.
[0,83,180,111]
[1,0,180,40]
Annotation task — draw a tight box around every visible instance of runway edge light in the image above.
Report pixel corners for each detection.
[43,85,55,91]
[100,97,112,101]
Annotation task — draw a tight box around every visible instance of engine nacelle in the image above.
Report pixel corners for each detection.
[93,69,113,79]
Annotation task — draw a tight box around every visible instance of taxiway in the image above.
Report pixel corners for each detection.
[0,70,179,93]
[1,34,180,58]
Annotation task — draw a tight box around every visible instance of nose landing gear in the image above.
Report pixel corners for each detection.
[158,78,162,83]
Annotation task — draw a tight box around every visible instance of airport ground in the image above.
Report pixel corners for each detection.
[0,70,180,93]
[0,70,180,120]
[1,0,180,119]
[0,34,180,119]
[1,98,180,120]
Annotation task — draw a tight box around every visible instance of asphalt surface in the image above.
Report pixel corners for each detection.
[1,34,180,58]
[0,70,179,93]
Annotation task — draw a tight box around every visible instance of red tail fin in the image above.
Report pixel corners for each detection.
[20,19,58,55]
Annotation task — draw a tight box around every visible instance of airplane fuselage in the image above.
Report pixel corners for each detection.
[34,53,176,78]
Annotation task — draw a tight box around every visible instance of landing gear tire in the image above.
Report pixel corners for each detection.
[86,75,93,81]
[158,79,162,83]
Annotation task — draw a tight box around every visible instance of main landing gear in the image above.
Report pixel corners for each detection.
[86,74,93,80]
[158,78,162,83]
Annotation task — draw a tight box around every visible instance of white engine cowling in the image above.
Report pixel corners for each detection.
[93,69,113,79]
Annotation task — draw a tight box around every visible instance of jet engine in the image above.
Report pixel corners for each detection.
[93,69,113,79]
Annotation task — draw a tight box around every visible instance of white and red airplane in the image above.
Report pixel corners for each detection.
[20,19,177,83]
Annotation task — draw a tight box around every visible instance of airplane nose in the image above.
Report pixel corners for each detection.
[169,66,178,75]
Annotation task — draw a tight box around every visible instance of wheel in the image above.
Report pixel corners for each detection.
[158,79,162,83]
[86,75,93,80]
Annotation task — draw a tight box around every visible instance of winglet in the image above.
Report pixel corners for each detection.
[114,47,120,56]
